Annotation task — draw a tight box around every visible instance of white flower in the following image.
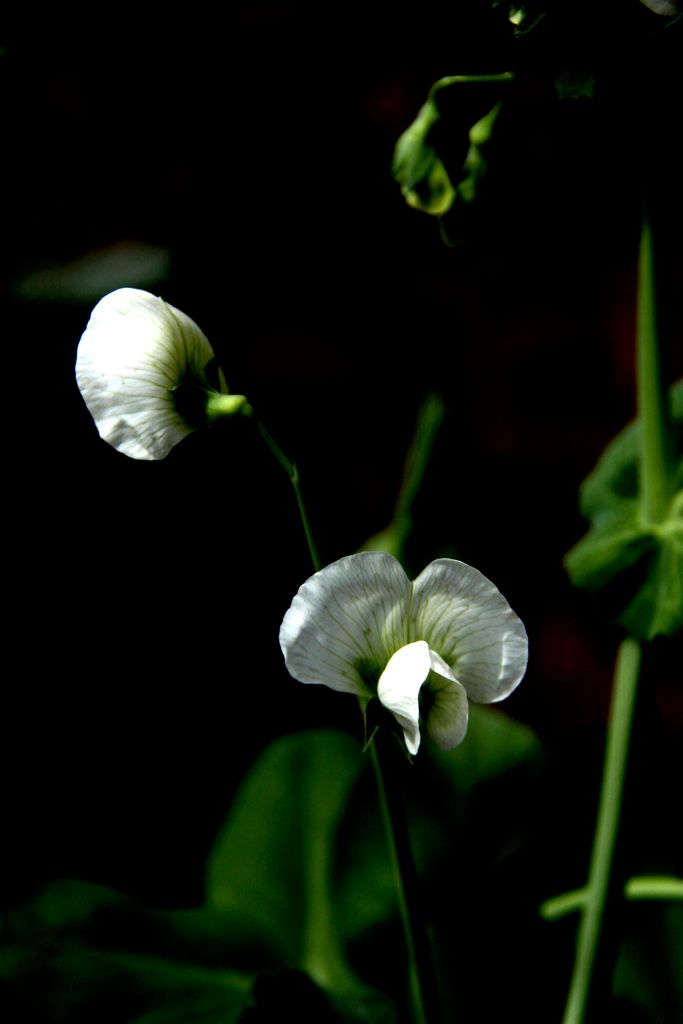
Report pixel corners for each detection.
[279,552,528,755]
[76,288,247,460]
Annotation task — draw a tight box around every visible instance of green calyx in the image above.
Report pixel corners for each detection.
[173,366,250,428]
[205,392,250,421]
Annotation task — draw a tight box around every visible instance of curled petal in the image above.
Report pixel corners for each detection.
[425,650,469,749]
[412,558,528,704]
[279,552,411,697]
[76,288,216,460]
[377,641,432,755]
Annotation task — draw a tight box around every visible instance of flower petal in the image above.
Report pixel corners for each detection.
[279,552,411,697]
[76,288,216,460]
[412,558,528,704]
[425,650,469,749]
[377,640,432,755]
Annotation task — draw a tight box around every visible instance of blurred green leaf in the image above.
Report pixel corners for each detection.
[206,711,540,946]
[0,712,543,1022]
[336,705,543,942]
[613,900,683,1021]
[360,393,445,561]
[206,730,369,999]
[0,880,254,1023]
[565,380,683,639]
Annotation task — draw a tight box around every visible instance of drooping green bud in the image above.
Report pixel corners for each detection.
[392,96,456,215]
[392,74,513,220]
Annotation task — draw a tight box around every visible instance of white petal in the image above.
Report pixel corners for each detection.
[411,558,528,704]
[279,552,411,697]
[377,641,432,755]
[75,288,216,460]
[425,650,469,749]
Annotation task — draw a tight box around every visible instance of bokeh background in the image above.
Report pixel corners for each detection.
[1,3,681,1019]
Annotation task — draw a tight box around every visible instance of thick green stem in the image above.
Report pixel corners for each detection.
[370,735,439,1024]
[561,637,641,1024]
[637,218,672,525]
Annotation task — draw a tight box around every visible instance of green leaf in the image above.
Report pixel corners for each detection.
[336,706,543,941]
[206,730,369,999]
[205,713,541,1015]
[613,901,683,1020]
[618,528,683,638]
[565,380,683,639]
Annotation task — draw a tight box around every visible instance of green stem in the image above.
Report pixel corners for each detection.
[255,398,437,1020]
[253,414,321,572]
[637,217,672,525]
[430,72,514,99]
[541,874,683,921]
[370,734,439,1024]
[561,637,642,1024]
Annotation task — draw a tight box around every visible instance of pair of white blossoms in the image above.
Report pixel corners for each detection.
[77,288,528,754]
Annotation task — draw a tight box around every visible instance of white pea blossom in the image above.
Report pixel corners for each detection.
[76,288,246,460]
[279,552,528,755]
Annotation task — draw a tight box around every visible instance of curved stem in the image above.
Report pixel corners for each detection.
[561,637,641,1024]
[253,414,321,572]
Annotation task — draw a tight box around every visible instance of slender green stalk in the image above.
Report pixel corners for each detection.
[370,735,439,1024]
[637,218,672,525]
[561,213,673,1021]
[253,415,321,572]
[257,398,437,1020]
[561,637,641,1024]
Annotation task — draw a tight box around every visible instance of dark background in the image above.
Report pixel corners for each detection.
[1,0,681,952]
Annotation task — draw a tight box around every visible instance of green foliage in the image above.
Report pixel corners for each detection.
[208,710,543,1016]
[4,710,680,1019]
[565,381,683,639]
[613,900,683,1022]
[206,731,368,998]
[0,880,254,1023]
